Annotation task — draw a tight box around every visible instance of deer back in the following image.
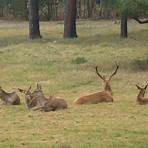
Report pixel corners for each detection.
[0,87,20,105]
[75,91,113,105]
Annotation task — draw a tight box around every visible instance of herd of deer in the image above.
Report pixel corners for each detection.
[0,63,148,112]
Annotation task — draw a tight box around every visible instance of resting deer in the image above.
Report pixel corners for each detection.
[31,84,68,112]
[0,86,20,105]
[136,84,148,105]
[18,86,37,109]
[74,63,119,104]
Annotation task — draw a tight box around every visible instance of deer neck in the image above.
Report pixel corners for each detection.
[137,90,145,100]
[104,84,112,95]
[36,93,47,106]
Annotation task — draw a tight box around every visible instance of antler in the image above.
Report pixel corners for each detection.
[37,83,42,90]
[136,84,142,90]
[95,66,105,80]
[27,86,32,92]
[136,84,148,90]
[144,84,148,89]
[18,86,31,94]
[109,62,119,81]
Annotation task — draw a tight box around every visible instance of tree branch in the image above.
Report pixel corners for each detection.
[133,17,148,24]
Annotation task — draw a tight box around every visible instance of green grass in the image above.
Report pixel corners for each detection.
[0,20,148,148]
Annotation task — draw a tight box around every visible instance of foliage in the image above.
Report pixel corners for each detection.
[71,57,87,64]
[102,0,148,17]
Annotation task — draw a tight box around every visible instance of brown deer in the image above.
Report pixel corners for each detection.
[136,84,148,105]
[31,84,68,112]
[18,86,37,109]
[74,63,119,105]
[0,86,20,105]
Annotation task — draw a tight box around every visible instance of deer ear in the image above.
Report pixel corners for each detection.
[18,88,24,93]
[37,83,42,90]
[144,85,148,90]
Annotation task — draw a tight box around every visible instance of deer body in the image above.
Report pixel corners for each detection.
[136,84,148,105]
[35,97,68,112]
[31,84,68,112]
[0,87,20,105]
[75,91,113,104]
[75,63,119,105]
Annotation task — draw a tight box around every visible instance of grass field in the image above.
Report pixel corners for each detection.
[0,20,148,148]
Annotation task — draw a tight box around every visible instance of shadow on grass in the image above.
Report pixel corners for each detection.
[0,28,147,49]
[132,58,148,71]
[0,35,27,48]
[0,34,61,49]
[53,29,148,48]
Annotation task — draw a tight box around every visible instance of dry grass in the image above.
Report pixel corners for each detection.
[0,20,148,148]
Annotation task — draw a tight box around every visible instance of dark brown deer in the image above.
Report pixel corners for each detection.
[31,84,68,112]
[74,63,119,104]
[136,84,148,105]
[18,86,37,109]
[0,86,20,105]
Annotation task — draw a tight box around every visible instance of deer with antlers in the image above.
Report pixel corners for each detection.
[30,84,68,112]
[74,63,119,105]
[136,84,148,105]
[18,86,38,109]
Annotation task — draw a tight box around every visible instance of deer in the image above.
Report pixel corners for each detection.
[31,84,68,112]
[74,63,119,105]
[136,84,148,105]
[0,86,20,105]
[18,86,38,109]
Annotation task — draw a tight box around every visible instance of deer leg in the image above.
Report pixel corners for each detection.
[32,106,43,111]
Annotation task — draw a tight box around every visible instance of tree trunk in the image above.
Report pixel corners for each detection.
[47,0,52,20]
[120,13,128,38]
[64,0,77,38]
[29,0,41,39]
[24,0,28,20]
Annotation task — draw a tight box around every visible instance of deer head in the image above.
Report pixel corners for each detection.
[31,83,47,107]
[95,63,119,95]
[136,84,148,98]
[18,86,33,108]
[31,84,43,97]
[18,86,32,97]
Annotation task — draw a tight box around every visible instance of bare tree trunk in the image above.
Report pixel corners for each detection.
[64,0,77,38]
[0,5,4,17]
[24,0,28,20]
[77,0,81,19]
[120,13,128,38]
[29,0,41,39]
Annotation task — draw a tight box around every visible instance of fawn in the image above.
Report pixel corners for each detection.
[0,86,20,105]
[31,84,68,112]
[18,86,37,109]
[136,84,148,105]
[74,63,119,104]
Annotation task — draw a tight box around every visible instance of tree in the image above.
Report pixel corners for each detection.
[29,0,41,39]
[64,0,77,38]
[120,12,128,38]
[101,0,148,38]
